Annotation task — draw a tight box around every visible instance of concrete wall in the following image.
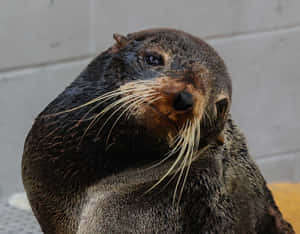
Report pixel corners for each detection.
[1,0,299,198]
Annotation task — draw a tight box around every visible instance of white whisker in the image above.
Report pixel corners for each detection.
[105,93,159,143]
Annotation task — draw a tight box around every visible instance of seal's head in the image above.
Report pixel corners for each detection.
[64,30,229,145]
[24,29,233,194]
[118,29,231,142]
[73,29,231,160]
[48,28,233,195]
[43,29,232,186]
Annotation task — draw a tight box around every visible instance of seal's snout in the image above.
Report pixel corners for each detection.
[173,90,193,111]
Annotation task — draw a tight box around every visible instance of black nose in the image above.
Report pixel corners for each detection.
[173,90,194,111]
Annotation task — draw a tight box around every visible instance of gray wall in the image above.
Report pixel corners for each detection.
[1,0,299,199]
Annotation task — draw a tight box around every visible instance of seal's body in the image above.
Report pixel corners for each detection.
[22,29,294,233]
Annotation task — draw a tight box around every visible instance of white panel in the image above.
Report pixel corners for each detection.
[211,28,300,157]
[257,152,300,182]
[92,0,300,51]
[0,0,91,70]
[0,59,90,198]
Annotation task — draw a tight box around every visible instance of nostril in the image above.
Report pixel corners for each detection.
[173,90,194,111]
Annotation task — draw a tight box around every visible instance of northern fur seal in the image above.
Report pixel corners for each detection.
[22,28,294,233]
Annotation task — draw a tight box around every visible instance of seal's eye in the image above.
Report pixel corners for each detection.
[144,53,164,66]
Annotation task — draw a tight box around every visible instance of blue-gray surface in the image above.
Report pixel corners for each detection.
[0,200,41,234]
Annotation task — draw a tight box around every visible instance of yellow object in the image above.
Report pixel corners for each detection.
[269,183,300,233]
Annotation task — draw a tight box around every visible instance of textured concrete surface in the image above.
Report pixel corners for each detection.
[0,197,41,233]
[0,0,299,200]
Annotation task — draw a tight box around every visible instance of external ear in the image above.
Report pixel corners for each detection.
[215,94,229,119]
[113,33,129,49]
[214,94,230,145]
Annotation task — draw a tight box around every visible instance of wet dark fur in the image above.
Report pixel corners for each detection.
[22,29,294,233]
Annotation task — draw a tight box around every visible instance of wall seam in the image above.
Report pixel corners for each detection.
[206,22,300,41]
[0,55,94,77]
[256,149,300,162]
[1,23,300,78]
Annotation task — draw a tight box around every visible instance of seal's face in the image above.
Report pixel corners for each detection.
[58,29,232,196]
[103,29,232,146]
[54,29,232,169]
[49,29,232,197]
